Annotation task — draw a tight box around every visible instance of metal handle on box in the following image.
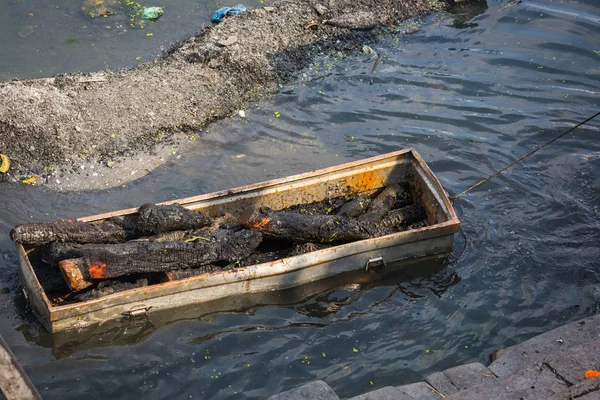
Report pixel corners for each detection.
[122,306,152,317]
[365,256,386,272]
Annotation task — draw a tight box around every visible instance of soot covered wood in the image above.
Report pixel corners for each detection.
[239,203,425,244]
[11,203,212,246]
[59,229,262,291]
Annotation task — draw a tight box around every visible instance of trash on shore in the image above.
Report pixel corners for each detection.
[211,4,247,23]
[142,6,164,21]
[305,21,318,30]
[585,370,600,379]
[22,176,40,185]
[0,154,10,173]
[361,45,376,55]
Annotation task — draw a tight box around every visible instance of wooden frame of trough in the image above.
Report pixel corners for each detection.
[16,148,460,333]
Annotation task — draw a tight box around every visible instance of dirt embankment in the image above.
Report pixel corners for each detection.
[0,0,445,191]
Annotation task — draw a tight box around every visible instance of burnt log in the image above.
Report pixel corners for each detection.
[132,230,189,243]
[135,203,212,235]
[358,183,411,224]
[59,229,263,291]
[241,207,387,244]
[41,242,83,266]
[378,204,427,229]
[11,219,129,247]
[11,203,213,246]
[160,265,223,282]
[73,278,150,302]
[337,195,372,218]
[240,203,427,245]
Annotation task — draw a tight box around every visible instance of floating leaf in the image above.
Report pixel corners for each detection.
[352,348,359,353]
[0,154,10,173]
[22,176,40,184]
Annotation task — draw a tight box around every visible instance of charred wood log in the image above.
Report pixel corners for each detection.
[337,195,372,218]
[378,204,427,229]
[134,203,212,236]
[358,183,411,224]
[59,229,263,291]
[11,219,129,247]
[240,202,426,245]
[11,203,213,246]
[41,242,83,266]
[160,265,223,282]
[240,206,375,244]
[132,230,189,243]
[74,278,150,302]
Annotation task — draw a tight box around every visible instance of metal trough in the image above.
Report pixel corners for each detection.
[16,148,460,333]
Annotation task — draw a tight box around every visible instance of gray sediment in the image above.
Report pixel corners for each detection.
[0,0,444,191]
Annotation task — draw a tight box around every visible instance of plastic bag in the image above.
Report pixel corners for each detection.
[142,6,164,21]
[211,4,247,23]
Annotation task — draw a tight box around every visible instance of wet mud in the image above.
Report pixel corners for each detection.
[0,0,446,191]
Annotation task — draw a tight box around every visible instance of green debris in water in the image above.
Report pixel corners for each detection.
[142,6,163,21]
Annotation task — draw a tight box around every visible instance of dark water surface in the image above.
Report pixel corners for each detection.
[1,0,600,398]
[0,0,261,80]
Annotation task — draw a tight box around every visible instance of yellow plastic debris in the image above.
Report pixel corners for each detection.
[0,154,10,173]
[22,176,40,184]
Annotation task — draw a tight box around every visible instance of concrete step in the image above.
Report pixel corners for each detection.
[348,363,496,400]
[541,338,600,385]
[394,382,443,400]
[267,380,339,400]
[443,363,569,400]
[347,386,415,400]
[548,377,600,400]
[489,314,600,377]
[443,339,600,400]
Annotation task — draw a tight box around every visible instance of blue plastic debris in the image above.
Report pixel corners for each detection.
[211,4,247,23]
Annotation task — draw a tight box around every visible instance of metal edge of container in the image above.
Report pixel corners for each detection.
[0,334,41,400]
[77,148,416,221]
[16,149,460,332]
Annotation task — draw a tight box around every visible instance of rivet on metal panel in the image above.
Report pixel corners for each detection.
[122,306,152,317]
[365,257,386,273]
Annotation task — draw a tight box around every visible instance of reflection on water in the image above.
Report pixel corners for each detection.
[0,0,599,399]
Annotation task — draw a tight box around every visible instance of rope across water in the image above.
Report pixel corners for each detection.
[450,110,600,202]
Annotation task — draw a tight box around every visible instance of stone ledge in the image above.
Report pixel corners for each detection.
[268,380,339,400]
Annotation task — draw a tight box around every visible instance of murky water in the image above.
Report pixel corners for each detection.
[1,0,600,398]
[0,0,261,80]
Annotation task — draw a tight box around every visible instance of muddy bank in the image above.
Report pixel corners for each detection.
[0,0,445,191]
